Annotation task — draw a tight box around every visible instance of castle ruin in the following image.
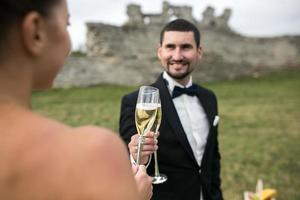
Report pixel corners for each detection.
[123,2,231,30]
[54,1,300,88]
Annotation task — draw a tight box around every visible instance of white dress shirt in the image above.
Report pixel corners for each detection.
[163,71,209,200]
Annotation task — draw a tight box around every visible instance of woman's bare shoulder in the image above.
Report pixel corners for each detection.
[67,126,131,176]
[69,125,124,153]
[58,126,139,200]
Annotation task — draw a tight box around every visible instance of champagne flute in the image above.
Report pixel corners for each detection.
[135,86,159,165]
[151,99,167,184]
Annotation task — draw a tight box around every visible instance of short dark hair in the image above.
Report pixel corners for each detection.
[0,0,60,48]
[160,19,201,47]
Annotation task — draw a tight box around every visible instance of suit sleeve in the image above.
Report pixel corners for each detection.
[211,92,224,200]
[119,94,137,146]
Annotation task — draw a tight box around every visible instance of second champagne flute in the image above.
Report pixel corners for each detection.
[151,99,167,184]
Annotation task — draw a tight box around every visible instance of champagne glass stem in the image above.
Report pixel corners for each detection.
[136,135,145,165]
[152,133,167,184]
[154,150,160,176]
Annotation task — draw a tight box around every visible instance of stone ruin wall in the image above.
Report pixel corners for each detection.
[54,1,300,88]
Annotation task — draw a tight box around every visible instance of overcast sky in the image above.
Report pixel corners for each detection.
[67,0,300,50]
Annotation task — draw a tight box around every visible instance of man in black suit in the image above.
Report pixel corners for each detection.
[119,19,223,200]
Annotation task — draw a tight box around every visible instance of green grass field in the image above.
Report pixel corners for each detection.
[32,69,300,199]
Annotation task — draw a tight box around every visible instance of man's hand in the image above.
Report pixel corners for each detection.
[128,131,158,165]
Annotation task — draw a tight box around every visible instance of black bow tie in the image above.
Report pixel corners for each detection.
[172,84,198,99]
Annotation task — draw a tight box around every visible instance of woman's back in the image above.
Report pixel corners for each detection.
[0,105,139,199]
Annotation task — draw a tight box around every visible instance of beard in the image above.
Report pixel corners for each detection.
[166,59,194,80]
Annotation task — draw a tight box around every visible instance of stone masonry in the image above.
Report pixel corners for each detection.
[54,1,300,88]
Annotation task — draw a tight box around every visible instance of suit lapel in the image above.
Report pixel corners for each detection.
[195,88,214,127]
[153,75,199,166]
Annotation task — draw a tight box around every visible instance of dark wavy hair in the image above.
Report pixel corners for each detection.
[0,0,60,46]
[160,18,201,48]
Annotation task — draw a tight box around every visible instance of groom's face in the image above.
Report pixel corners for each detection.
[157,31,202,80]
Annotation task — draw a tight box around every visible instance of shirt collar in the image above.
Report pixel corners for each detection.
[163,71,193,93]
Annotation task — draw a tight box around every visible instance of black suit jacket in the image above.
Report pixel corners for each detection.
[119,74,223,200]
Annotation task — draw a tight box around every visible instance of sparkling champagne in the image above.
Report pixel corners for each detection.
[135,103,157,136]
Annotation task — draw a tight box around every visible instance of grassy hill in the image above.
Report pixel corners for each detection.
[32,69,300,199]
